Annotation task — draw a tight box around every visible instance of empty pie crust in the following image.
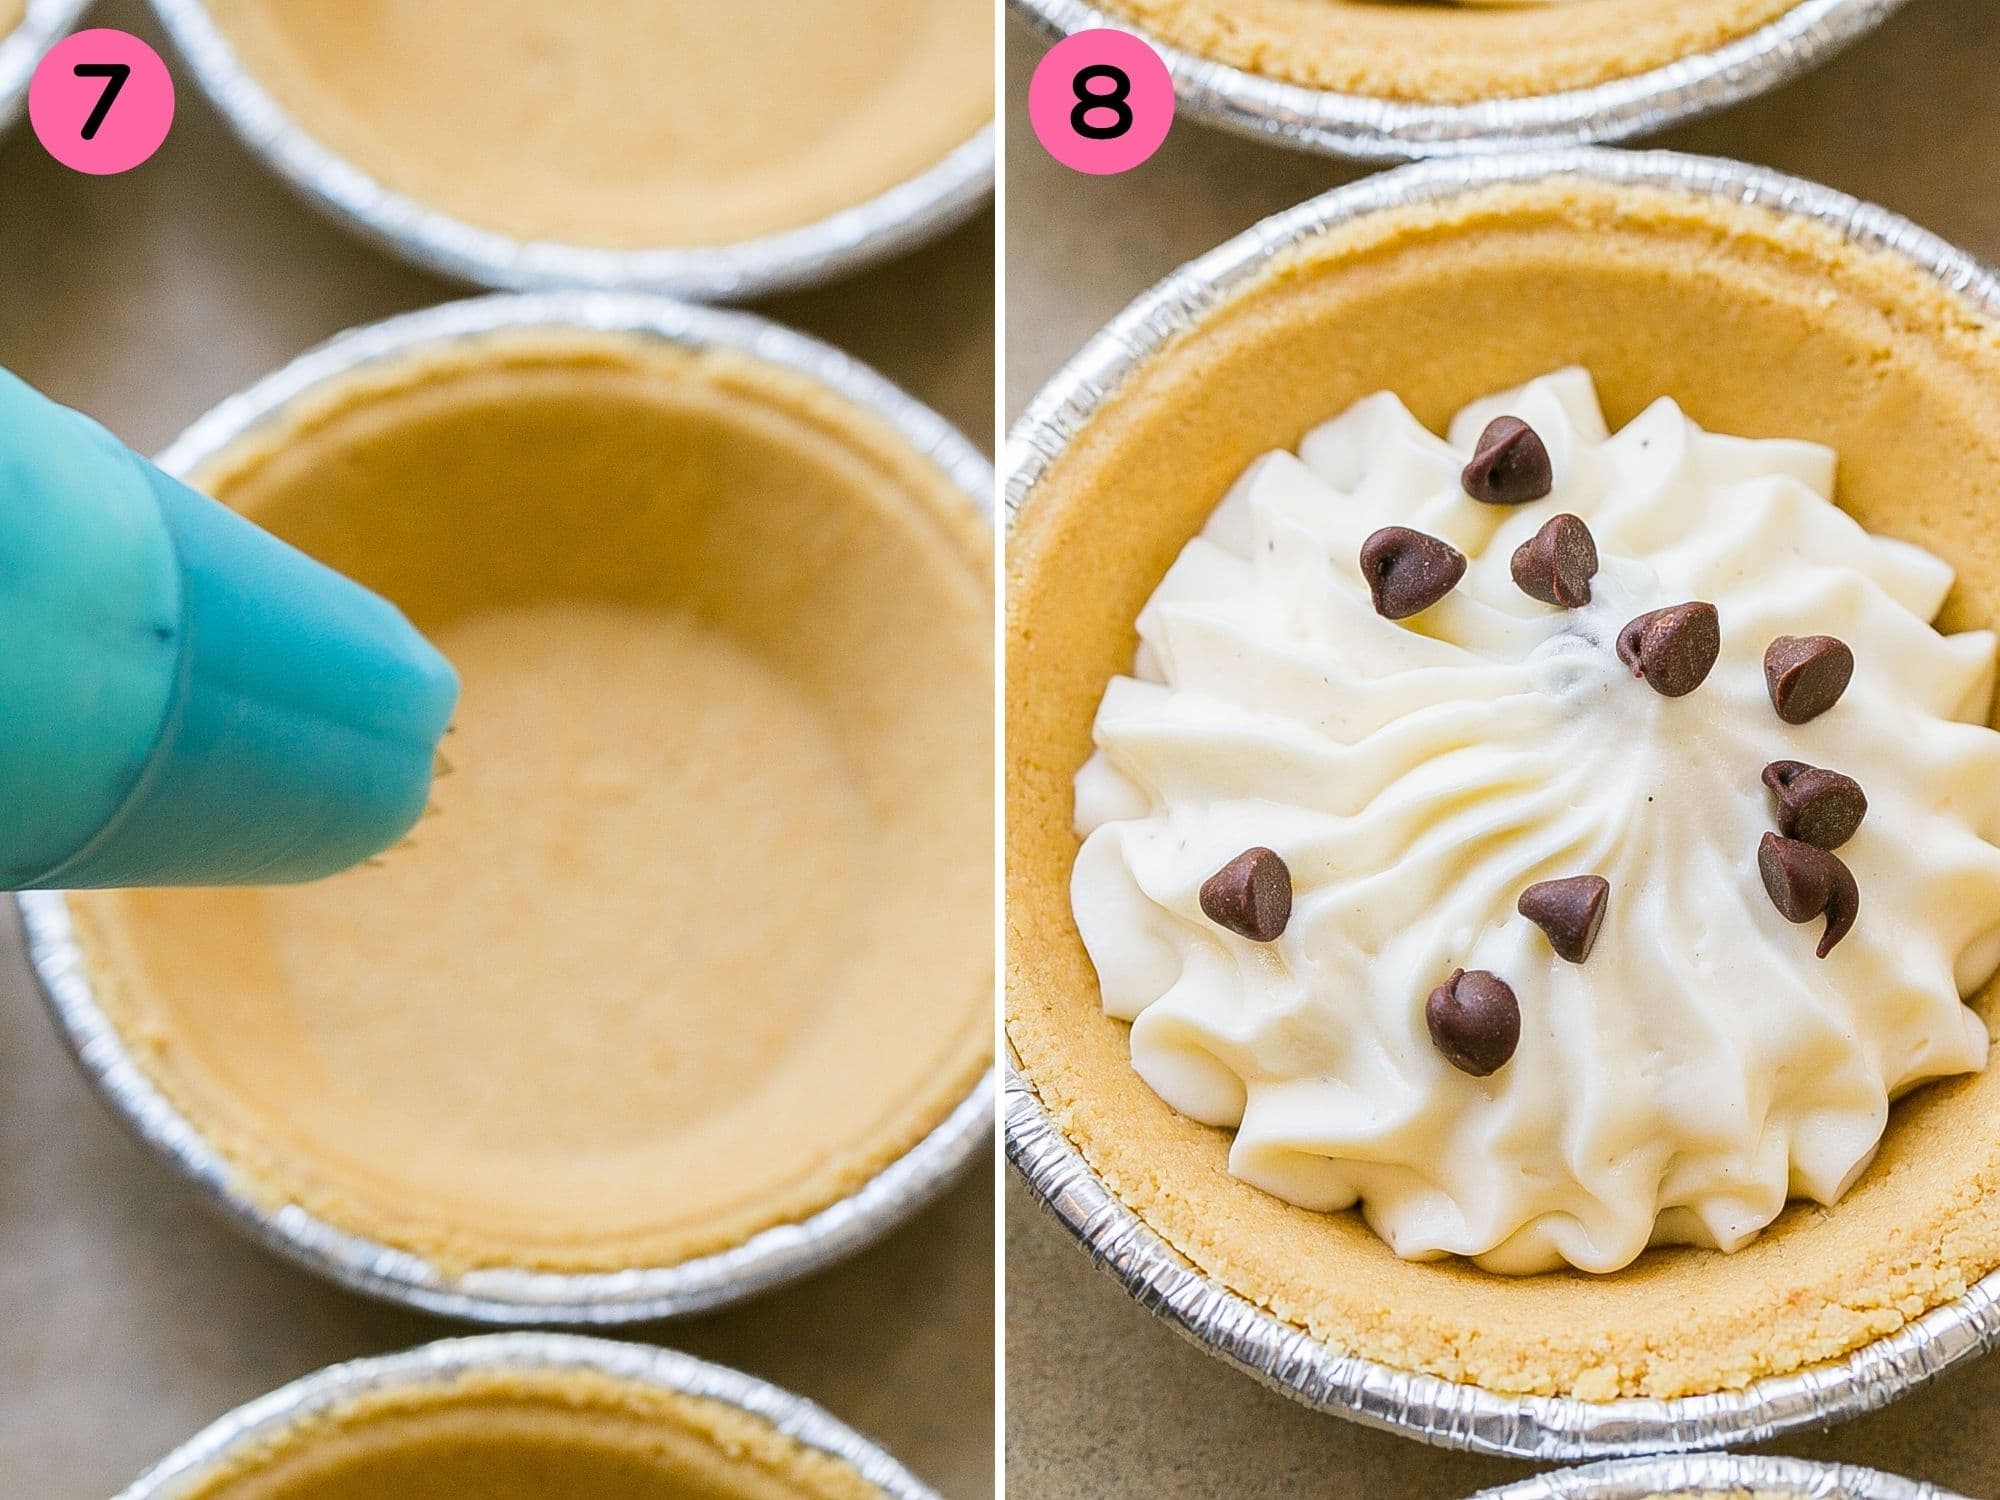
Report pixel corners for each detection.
[200,0,993,248]
[1007,174,2000,1400]
[166,1367,886,1500]
[72,327,993,1276]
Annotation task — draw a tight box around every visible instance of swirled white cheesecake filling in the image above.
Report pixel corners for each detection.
[1070,368,2000,1274]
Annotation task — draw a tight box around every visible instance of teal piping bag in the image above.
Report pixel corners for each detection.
[0,367,459,888]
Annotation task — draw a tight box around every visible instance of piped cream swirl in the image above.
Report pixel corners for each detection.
[1071,369,2000,1274]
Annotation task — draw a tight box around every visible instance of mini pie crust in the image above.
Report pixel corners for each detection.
[1090,0,1801,103]
[73,328,993,1275]
[1007,176,2000,1400]
[168,1367,885,1499]
[201,0,993,249]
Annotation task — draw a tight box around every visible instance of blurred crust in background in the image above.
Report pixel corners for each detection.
[1088,0,1800,102]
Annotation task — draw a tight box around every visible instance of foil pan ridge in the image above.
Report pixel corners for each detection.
[21,291,995,1325]
[1471,1453,1963,1499]
[1004,147,2000,1458]
[0,0,96,134]
[1010,0,1910,159]
[116,1333,943,1500]
[148,0,994,301]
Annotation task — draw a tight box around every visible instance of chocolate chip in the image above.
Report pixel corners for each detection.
[1360,526,1466,620]
[1762,760,1867,850]
[1517,875,1610,963]
[1616,602,1721,698]
[1510,514,1598,608]
[1425,969,1521,1077]
[1461,416,1554,506]
[1758,833,1858,958]
[1199,847,1292,942]
[1764,635,1854,724]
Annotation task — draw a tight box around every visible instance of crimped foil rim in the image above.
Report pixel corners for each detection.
[147,0,994,302]
[1470,1453,1963,1499]
[1003,148,2000,1458]
[115,1332,942,1500]
[0,0,96,134]
[1009,0,1911,159]
[21,288,995,1324]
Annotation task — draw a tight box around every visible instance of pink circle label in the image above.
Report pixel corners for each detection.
[29,29,175,175]
[1028,29,1174,176]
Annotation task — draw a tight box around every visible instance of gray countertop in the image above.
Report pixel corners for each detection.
[1005,1,2000,1496]
[0,2,995,1496]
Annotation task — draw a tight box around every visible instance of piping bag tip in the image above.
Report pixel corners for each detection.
[0,367,459,890]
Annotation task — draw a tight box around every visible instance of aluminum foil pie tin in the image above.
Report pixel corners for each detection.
[116,1332,942,1500]
[147,0,994,302]
[1010,0,1910,160]
[1004,148,2000,1459]
[1470,1454,1964,1500]
[19,288,995,1324]
[0,0,95,134]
